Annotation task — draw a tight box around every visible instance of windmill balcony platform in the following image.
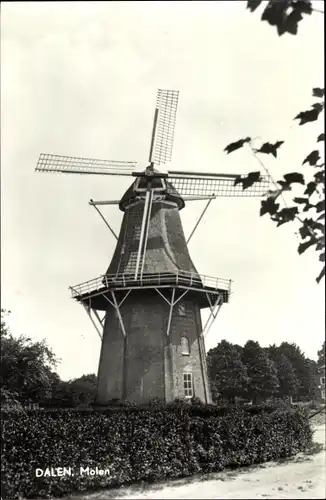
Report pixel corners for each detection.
[70,271,231,311]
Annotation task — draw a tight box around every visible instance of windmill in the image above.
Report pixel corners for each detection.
[36,89,270,405]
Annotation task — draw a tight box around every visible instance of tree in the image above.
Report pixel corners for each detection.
[303,358,319,400]
[207,340,249,403]
[1,309,98,408]
[267,344,300,400]
[242,340,279,404]
[233,344,244,357]
[224,2,325,284]
[1,309,59,405]
[0,308,11,338]
[317,341,325,366]
[50,373,97,408]
[277,342,318,400]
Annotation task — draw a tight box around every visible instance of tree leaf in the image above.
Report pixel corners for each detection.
[246,0,262,12]
[252,0,312,37]
[284,7,303,35]
[312,88,325,98]
[316,266,325,284]
[302,202,314,212]
[224,137,251,154]
[299,225,310,240]
[234,171,261,190]
[260,198,280,216]
[311,221,325,233]
[267,188,283,200]
[298,239,316,255]
[299,219,315,240]
[276,207,298,226]
[293,197,309,204]
[312,102,324,111]
[295,0,313,15]
[317,133,325,142]
[316,237,325,251]
[315,200,325,213]
[314,169,325,184]
[285,1,313,36]
[260,0,312,37]
[302,150,320,166]
[261,1,287,28]
[319,252,325,263]
[283,172,305,185]
[304,181,317,196]
[278,180,292,191]
[256,141,284,158]
[294,108,321,125]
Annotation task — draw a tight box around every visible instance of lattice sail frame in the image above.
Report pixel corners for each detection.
[35,88,273,200]
[35,154,271,197]
[151,89,179,166]
[168,174,271,197]
[36,153,137,176]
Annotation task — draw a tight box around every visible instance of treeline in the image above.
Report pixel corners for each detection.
[207,339,325,405]
[1,309,97,408]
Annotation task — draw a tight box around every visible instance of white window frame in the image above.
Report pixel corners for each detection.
[183,372,193,398]
[321,390,325,399]
[320,376,325,385]
[181,336,190,356]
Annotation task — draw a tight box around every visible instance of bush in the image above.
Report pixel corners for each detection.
[0,387,21,407]
[1,405,312,499]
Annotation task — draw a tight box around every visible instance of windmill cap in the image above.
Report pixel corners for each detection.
[119,173,185,211]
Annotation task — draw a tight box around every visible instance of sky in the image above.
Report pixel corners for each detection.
[1,1,325,381]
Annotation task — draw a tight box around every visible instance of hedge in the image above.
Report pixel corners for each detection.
[1,404,312,499]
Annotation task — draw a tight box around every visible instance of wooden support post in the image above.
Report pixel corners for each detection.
[166,288,176,337]
[186,198,213,244]
[82,304,103,340]
[202,294,223,337]
[91,204,118,240]
[111,291,127,338]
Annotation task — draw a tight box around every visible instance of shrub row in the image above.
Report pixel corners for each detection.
[1,404,312,499]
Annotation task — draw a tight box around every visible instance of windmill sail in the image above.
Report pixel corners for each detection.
[36,153,137,176]
[167,172,271,197]
[150,89,179,166]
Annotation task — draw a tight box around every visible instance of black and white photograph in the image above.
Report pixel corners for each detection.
[1,1,325,499]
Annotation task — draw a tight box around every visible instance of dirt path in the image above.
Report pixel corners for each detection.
[68,424,325,500]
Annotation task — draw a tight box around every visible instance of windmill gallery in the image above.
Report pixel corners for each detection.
[36,89,270,406]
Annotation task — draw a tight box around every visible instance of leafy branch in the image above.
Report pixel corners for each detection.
[224,88,325,283]
[247,0,324,36]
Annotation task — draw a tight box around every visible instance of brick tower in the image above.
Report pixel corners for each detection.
[71,169,230,405]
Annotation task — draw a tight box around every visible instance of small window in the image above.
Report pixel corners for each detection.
[321,390,325,399]
[183,373,193,398]
[177,303,186,316]
[321,377,325,385]
[181,336,190,356]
